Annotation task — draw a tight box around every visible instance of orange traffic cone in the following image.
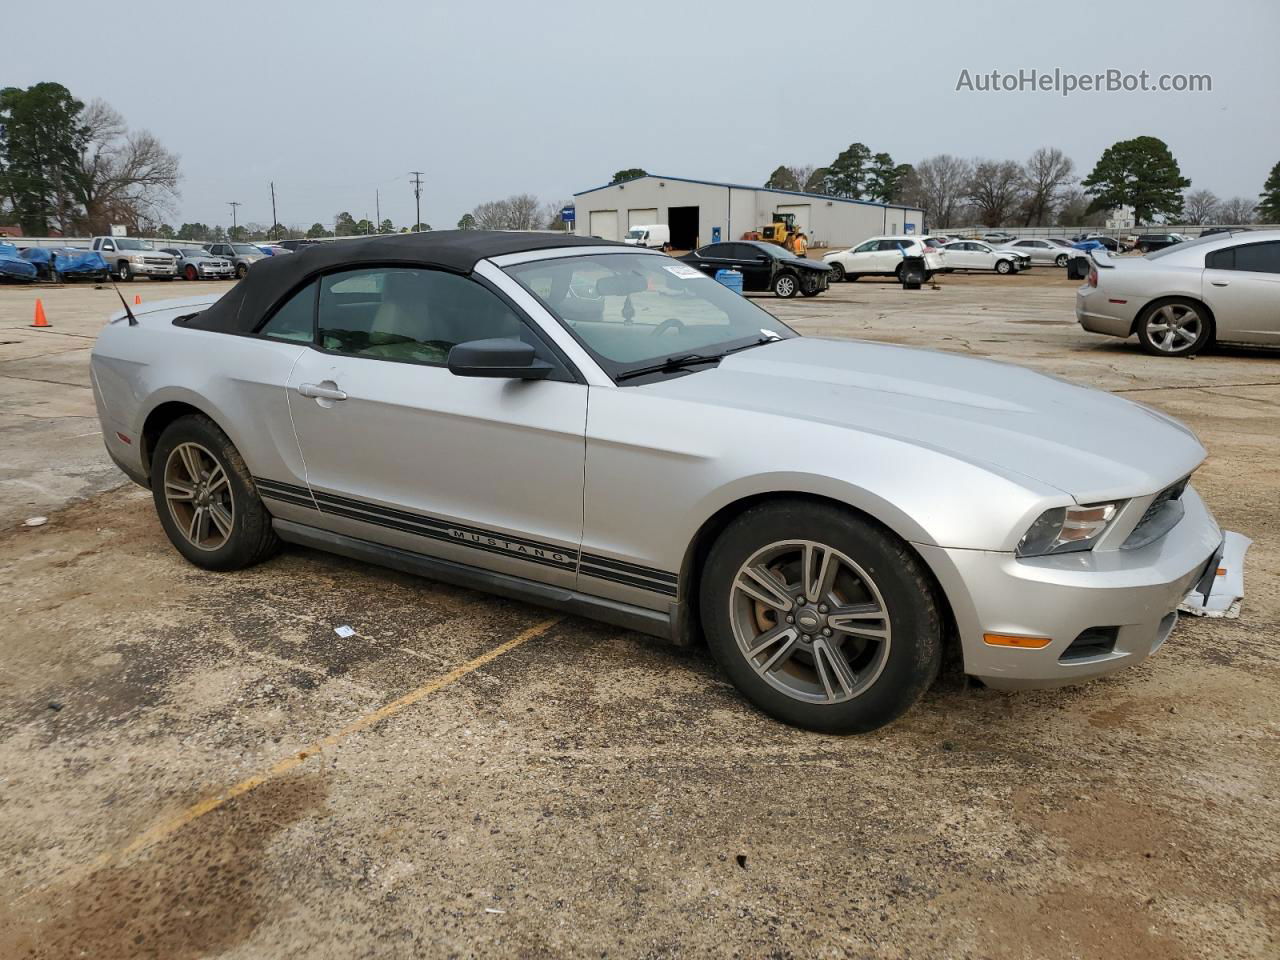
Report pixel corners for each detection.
[31,299,50,329]
[133,294,142,305]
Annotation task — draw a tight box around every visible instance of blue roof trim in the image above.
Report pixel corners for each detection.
[572,173,922,213]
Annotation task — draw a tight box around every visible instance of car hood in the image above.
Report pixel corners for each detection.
[640,337,1205,502]
[784,258,831,272]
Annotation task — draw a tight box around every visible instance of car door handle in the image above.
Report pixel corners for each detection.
[298,382,347,401]
[1211,280,1229,287]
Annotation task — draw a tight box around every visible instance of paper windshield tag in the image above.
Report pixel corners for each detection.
[663,264,706,280]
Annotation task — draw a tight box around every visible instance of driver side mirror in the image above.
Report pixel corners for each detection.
[447,338,553,380]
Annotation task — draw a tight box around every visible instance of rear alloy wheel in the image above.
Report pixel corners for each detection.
[1136,299,1213,357]
[151,414,280,571]
[995,259,1013,275]
[701,501,942,733]
[828,262,846,283]
[772,273,798,298]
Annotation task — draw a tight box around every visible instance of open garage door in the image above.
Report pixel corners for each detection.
[776,203,811,237]
[667,206,699,251]
[628,208,658,229]
[589,210,619,241]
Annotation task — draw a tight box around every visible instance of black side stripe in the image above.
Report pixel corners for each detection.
[252,476,679,596]
[580,552,679,586]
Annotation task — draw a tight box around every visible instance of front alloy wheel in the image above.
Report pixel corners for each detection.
[117,261,131,281]
[773,273,798,298]
[828,262,846,282]
[995,259,1013,274]
[700,500,942,733]
[730,540,892,704]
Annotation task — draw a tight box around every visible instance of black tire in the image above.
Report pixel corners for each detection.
[772,272,799,298]
[1135,297,1214,358]
[699,500,943,734]
[150,414,281,571]
[117,261,131,281]
[828,262,846,283]
[995,259,1013,275]
[1055,254,1069,267]
[236,263,249,279]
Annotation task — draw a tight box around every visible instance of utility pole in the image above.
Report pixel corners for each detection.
[375,190,380,234]
[227,201,241,238]
[269,182,278,240]
[409,171,424,231]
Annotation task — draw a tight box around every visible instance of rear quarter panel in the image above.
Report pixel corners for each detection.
[92,312,310,490]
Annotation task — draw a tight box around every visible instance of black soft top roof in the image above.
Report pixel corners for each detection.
[181,230,622,334]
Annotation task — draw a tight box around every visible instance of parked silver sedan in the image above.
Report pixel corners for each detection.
[161,247,235,281]
[1008,238,1073,267]
[1076,230,1280,356]
[88,232,1240,733]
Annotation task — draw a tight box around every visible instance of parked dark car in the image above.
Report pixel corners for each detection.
[277,239,324,252]
[1134,233,1189,254]
[680,241,831,297]
[1198,226,1249,238]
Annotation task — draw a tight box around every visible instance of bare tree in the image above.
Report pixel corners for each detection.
[542,199,572,231]
[787,164,816,191]
[967,159,1026,227]
[1020,147,1075,226]
[470,193,544,231]
[72,99,180,234]
[1218,196,1257,225]
[903,154,972,228]
[1181,189,1221,225]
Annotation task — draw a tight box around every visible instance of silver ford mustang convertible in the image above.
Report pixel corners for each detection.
[90,232,1241,732]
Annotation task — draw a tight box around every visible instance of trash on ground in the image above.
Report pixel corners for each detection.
[22,517,48,527]
[334,624,356,638]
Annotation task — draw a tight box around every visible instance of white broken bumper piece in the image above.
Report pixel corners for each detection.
[1179,531,1251,618]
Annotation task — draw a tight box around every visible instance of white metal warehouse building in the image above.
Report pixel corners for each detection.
[572,174,926,250]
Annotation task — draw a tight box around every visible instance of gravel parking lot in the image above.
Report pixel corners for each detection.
[0,272,1276,959]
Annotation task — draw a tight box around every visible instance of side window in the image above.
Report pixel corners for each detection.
[852,240,878,253]
[1231,241,1280,274]
[1205,248,1234,270]
[259,281,317,343]
[317,267,530,366]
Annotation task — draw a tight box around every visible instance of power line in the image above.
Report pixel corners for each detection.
[409,171,424,231]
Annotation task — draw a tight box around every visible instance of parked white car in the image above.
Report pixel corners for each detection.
[823,236,944,282]
[1076,230,1280,356]
[939,240,1031,275]
[1009,238,1073,267]
[623,224,671,250]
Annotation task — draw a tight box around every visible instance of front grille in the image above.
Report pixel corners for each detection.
[143,257,171,266]
[1123,476,1189,549]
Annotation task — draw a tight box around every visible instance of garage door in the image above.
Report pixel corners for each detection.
[628,208,658,229]
[776,204,811,236]
[589,210,619,242]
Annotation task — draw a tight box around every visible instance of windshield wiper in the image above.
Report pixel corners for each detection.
[614,352,725,382]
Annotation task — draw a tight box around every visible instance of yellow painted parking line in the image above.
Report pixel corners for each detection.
[29,616,561,896]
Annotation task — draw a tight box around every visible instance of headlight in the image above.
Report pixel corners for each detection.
[1017,502,1119,557]
[130,254,145,262]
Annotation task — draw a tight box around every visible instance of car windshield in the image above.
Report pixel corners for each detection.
[1144,234,1220,260]
[114,238,153,251]
[625,228,647,239]
[504,252,796,380]
[232,244,260,255]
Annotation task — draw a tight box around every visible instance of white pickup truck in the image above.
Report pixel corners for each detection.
[90,236,178,281]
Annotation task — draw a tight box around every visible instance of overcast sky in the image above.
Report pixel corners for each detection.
[7,0,1278,230]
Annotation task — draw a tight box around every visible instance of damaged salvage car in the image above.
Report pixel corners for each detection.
[89,231,1246,733]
